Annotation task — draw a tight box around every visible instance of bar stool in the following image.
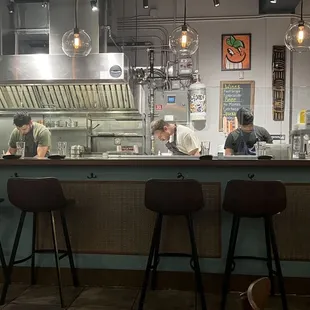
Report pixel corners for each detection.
[137,179,207,310]
[0,198,7,279]
[220,180,287,310]
[0,178,79,308]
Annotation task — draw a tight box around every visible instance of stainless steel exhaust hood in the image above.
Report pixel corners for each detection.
[0,53,136,111]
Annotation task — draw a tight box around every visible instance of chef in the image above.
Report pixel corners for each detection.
[151,119,200,156]
[224,107,273,155]
[6,112,51,158]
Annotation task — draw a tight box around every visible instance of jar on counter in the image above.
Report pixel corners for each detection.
[70,145,84,158]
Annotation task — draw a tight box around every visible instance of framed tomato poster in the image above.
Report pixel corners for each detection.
[221,33,251,71]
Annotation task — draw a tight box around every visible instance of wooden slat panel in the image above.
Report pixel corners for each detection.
[274,184,310,261]
[36,181,221,258]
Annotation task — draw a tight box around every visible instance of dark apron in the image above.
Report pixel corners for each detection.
[237,129,258,155]
[22,129,38,157]
[165,125,188,156]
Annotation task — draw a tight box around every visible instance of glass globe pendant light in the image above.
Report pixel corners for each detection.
[169,0,199,56]
[62,0,92,57]
[285,0,310,52]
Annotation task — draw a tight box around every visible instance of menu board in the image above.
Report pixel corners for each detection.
[219,80,255,132]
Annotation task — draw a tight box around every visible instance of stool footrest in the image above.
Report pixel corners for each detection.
[13,250,69,265]
[233,255,268,262]
[158,253,192,258]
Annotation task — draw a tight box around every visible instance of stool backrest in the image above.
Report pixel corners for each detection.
[145,179,204,215]
[223,180,286,217]
[7,177,66,212]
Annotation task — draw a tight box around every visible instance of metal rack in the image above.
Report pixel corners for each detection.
[86,113,147,154]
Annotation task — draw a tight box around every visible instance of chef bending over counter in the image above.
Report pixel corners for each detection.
[151,119,200,156]
[6,112,52,158]
[224,108,273,156]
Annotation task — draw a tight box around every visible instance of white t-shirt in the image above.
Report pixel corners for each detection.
[170,125,200,155]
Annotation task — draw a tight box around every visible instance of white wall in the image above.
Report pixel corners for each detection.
[115,0,295,153]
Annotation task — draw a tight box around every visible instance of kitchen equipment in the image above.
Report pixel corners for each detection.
[66,120,78,127]
[55,120,66,127]
[70,145,84,158]
[48,155,66,160]
[2,154,21,160]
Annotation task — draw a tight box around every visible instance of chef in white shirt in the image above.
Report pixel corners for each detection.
[151,119,200,156]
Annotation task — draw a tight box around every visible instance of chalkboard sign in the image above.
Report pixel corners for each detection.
[219,80,255,132]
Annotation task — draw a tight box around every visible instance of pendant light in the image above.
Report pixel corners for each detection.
[284,0,310,52]
[169,0,199,56]
[62,0,92,57]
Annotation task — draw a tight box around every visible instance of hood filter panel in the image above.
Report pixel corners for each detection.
[0,84,135,111]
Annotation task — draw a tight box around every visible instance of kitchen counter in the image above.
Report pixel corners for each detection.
[0,156,309,167]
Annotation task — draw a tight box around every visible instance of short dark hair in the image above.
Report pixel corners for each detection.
[13,112,31,127]
[236,108,253,126]
[150,119,169,135]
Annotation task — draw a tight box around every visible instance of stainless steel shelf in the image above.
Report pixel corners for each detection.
[48,127,87,131]
[90,134,144,138]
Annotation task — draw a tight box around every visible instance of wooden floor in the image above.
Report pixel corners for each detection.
[0,284,309,309]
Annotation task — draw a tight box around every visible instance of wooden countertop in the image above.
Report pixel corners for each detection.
[0,158,310,167]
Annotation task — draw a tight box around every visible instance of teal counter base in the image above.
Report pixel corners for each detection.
[0,160,309,281]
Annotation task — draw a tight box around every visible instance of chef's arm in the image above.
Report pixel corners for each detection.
[188,148,200,156]
[36,146,49,158]
[224,133,234,156]
[225,148,233,155]
[6,147,16,155]
[36,130,51,158]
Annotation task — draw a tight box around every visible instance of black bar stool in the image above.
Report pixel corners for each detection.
[220,180,288,310]
[138,179,207,310]
[0,178,79,308]
[0,198,7,279]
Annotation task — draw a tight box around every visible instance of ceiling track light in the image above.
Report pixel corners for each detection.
[7,0,14,14]
[143,0,149,9]
[41,1,48,8]
[90,0,98,11]
[213,0,220,7]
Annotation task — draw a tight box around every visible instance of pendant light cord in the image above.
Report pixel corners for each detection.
[183,0,187,25]
[301,0,304,21]
[74,0,79,29]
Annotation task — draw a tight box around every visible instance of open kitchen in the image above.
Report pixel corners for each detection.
[0,0,310,309]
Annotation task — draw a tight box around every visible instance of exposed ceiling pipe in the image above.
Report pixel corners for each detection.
[120,13,303,24]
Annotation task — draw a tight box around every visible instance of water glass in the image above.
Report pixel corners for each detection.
[201,141,210,155]
[57,141,67,156]
[16,142,25,158]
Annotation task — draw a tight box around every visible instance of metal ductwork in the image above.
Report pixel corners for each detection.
[0,53,135,111]
[0,0,135,112]
[259,0,300,14]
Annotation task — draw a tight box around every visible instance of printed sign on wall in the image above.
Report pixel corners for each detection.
[221,33,251,71]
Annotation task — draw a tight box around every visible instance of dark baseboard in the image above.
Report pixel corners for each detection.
[2,267,310,295]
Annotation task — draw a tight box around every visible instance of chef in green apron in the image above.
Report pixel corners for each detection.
[6,112,51,158]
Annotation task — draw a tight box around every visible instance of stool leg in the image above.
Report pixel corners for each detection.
[50,211,64,308]
[60,210,79,287]
[264,217,275,296]
[186,214,207,310]
[138,213,162,310]
[266,216,288,310]
[151,214,163,290]
[220,215,240,310]
[0,241,8,281]
[0,211,26,305]
[31,213,37,285]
